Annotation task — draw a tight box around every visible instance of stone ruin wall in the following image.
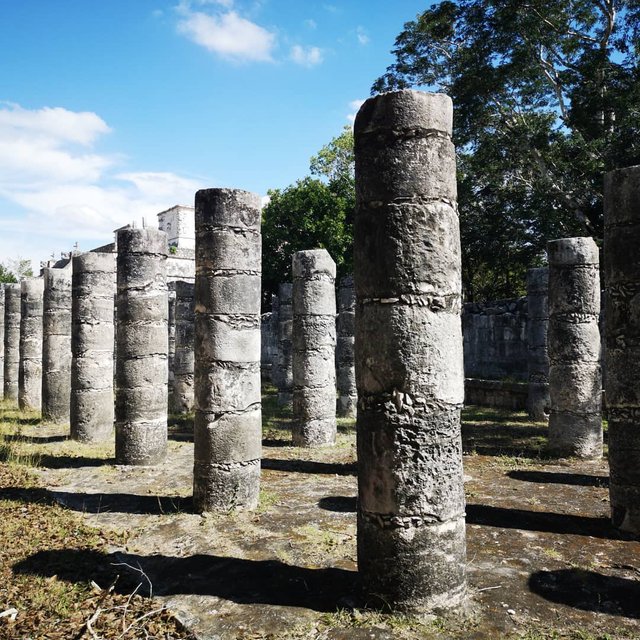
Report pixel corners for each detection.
[462,297,529,382]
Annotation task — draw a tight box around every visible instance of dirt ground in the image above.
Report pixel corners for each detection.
[3,398,640,639]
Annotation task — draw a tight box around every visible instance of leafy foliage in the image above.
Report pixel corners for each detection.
[374,0,640,300]
[0,258,34,284]
[262,128,355,300]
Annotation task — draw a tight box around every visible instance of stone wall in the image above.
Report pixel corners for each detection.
[464,378,528,410]
[462,298,528,381]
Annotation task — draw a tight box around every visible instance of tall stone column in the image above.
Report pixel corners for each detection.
[526,268,550,421]
[354,90,466,612]
[115,228,168,466]
[604,166,640,533]
[292,250,337,447]
[547,238,602,458]
[268,293,280,386]
[42,264,72,423]
[193,188,262,512]
[19,278,44,411]
[0,286,4,398]
[170,280,194,414]
[71,252,115,442]
[4,284,21,402]
[276,283,293,404]
[336,275,356,418]
[167,285,176,412]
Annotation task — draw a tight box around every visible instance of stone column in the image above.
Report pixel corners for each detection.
[0,286,4,398]
[42,264,72,423]
[70,253,115,442]
[336,275,357,418]
[526,268,550,421]
[292,250,337,447]
[276,283,293,404]
[268,293,280,386]
[19,278,44,411]
[604,166,640,533]
[115,228,168,465]
[547,238,602,458]
[170,280,194,414]
[167,285,176,412]
[193,188,262,511]
[354,90,466,612]
[4,284,21,402]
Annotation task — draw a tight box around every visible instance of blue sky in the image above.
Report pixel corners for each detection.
[0,0,430,271]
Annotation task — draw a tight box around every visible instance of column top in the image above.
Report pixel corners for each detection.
[354,90,452,137]
[547,237,599,266]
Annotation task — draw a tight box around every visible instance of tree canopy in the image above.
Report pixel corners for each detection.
[0,258,33,284]
[373,0,640,300]
[262,127,355,302]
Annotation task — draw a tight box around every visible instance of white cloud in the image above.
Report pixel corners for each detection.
[347,99,365,124]
[356,26,369,45]
[177,7,276,62]
[0,103,111,146]
[0,103,204,271]
[304,18,317,29]
[290,45,323,67]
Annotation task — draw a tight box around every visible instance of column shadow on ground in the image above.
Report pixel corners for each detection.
[3,434,68,444]
[318,496,357,512]
[507,469,609,488]
[0,486,190,515]
[13,548,359,612]
[466,504,631,540]
[528,568,640,618]
[261,458,357,476]
[35,454,114,469]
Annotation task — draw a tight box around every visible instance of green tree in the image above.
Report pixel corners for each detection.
[262,128,356,301]
[0,258,33,284]
[262,177,353,300]
[0,264,17,283]
[373,0,640,300]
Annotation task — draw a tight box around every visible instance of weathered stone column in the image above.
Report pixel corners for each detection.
[42,264,72,423]
[0,286,4,398]
[292,250,337,447]
[193,188,262,511]
[170,280,194,414]
[19,278,44,411]
[354,90,466,612]
[276,283,293,404]
[526,268,550,421]
[336,275,356,418]
[115,228,168,465]
[604,166,640,533]
[4,284,21,402]
[547,238,602,458]
[167,285,176,412]
[268,293,279,385]
[71,252,115,442]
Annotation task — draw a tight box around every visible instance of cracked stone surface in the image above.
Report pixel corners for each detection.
[19,277,44,411]
[71,252,115,443]
[115,228,169,466]
[353,89,466,612]
[336,275,356,419]
[193,188,262,512]
[42,262,72,424]
[526,268,549,422]
[292,249,337,448]
[547,237,602,459]
[4,283,21,401]
[604,165,640,534]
